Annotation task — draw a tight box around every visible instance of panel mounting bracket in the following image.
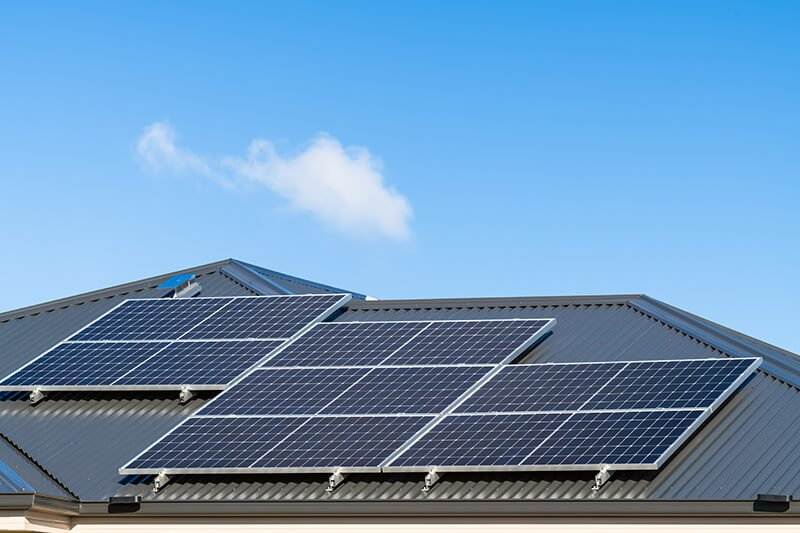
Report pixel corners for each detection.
[326,469,346,493]
[593,465,612,491]
[178,386,195,404]
[29,387,45,405]
[153,471,170,493]
[422,468,441,493]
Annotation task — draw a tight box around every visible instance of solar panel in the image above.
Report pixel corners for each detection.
[262,321,430,367]
[0,294,352,391]
[455,363,626,413]
[252,416,433,471]
[320,366,493,415]
[125,416,305,470]
[200,367,370,416]
[522,410,703,468]
[387,413,568,468]
[0,342,168,386]
[71,298,232,341]
[113,340,285,386]
[389,320,553,365]
[263,319,555,367]
[182,294,349,340]
[383,357,761,472]
[582,358,759,410]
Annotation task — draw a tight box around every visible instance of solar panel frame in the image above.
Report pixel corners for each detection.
[381,357,761,472]
[0,293,352,391]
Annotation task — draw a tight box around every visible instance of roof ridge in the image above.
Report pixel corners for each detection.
[628,296,800,390]
[235,260,366,298]
[0,259,234,324]
[346,294,643,310]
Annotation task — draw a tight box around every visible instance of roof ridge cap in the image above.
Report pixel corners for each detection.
[0,259,234,323]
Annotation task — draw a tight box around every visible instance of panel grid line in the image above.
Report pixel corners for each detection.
[516,362,631,465]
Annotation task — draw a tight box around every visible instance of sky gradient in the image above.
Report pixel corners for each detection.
[1,2,798,352]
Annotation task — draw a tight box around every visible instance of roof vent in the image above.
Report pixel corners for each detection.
[159,273,202,298]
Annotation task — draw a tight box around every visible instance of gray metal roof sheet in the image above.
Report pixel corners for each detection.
[0,260,797,505]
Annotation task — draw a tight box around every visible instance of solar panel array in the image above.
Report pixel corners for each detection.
[386,358,760,471]
[122,354,759,475]
[120,318,556,474]
[0,294,351,391]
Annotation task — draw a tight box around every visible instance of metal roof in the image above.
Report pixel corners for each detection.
[0,259,798,513]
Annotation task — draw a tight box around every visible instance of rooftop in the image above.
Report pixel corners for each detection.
[0,259,799,518]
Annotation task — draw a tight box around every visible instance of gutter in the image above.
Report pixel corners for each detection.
[73,498,800,518]
[0,493,79,515]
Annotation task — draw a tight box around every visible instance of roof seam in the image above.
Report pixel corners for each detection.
[0,430,78,500]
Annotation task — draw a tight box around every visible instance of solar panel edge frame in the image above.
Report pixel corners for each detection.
[1,293,353,392]
[380,356,763,473]
[119,317,556,475]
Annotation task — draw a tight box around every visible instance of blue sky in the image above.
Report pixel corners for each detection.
[1,2,798,352]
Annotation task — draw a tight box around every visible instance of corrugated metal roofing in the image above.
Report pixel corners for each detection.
[0,260,798,504]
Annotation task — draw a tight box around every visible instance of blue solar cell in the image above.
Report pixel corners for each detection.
[253,415,433,469]
[113,340,285,386]
[201,367,370,416]
[522,410,703,466]
[389,413,568,467]
[321,366,493,415]
[0,342,168,386]
[71,298,232,341]
[388,319,552,365]
[584,358,759,410]
[182,294,348,340]
[125,417,305,470]
[455,363,626,413]
[262,321,429,367]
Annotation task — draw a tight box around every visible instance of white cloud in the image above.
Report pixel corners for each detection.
[135,122,412,241]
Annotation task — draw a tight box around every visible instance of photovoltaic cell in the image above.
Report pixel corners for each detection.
[253,416,433,469]
[181,295,347,340]
[200,367,370,416]
[522,410,703,466]
[262,321,429,367]
[71,298,232,341]
[113,340,285,386]
[584,358,759,410]
[321,366,493,415]
[126,416,304,470]
[390,413,568,467]
[388,319,552,365]
[455,363,626,413]
[1,342,168,386]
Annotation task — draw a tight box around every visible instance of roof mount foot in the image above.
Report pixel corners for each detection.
[326,469,346,493]
[592,465,612,491]
[179,386,195,404]
[153,471,170,493]
[422,468,441,493]
[29,388,45,405]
